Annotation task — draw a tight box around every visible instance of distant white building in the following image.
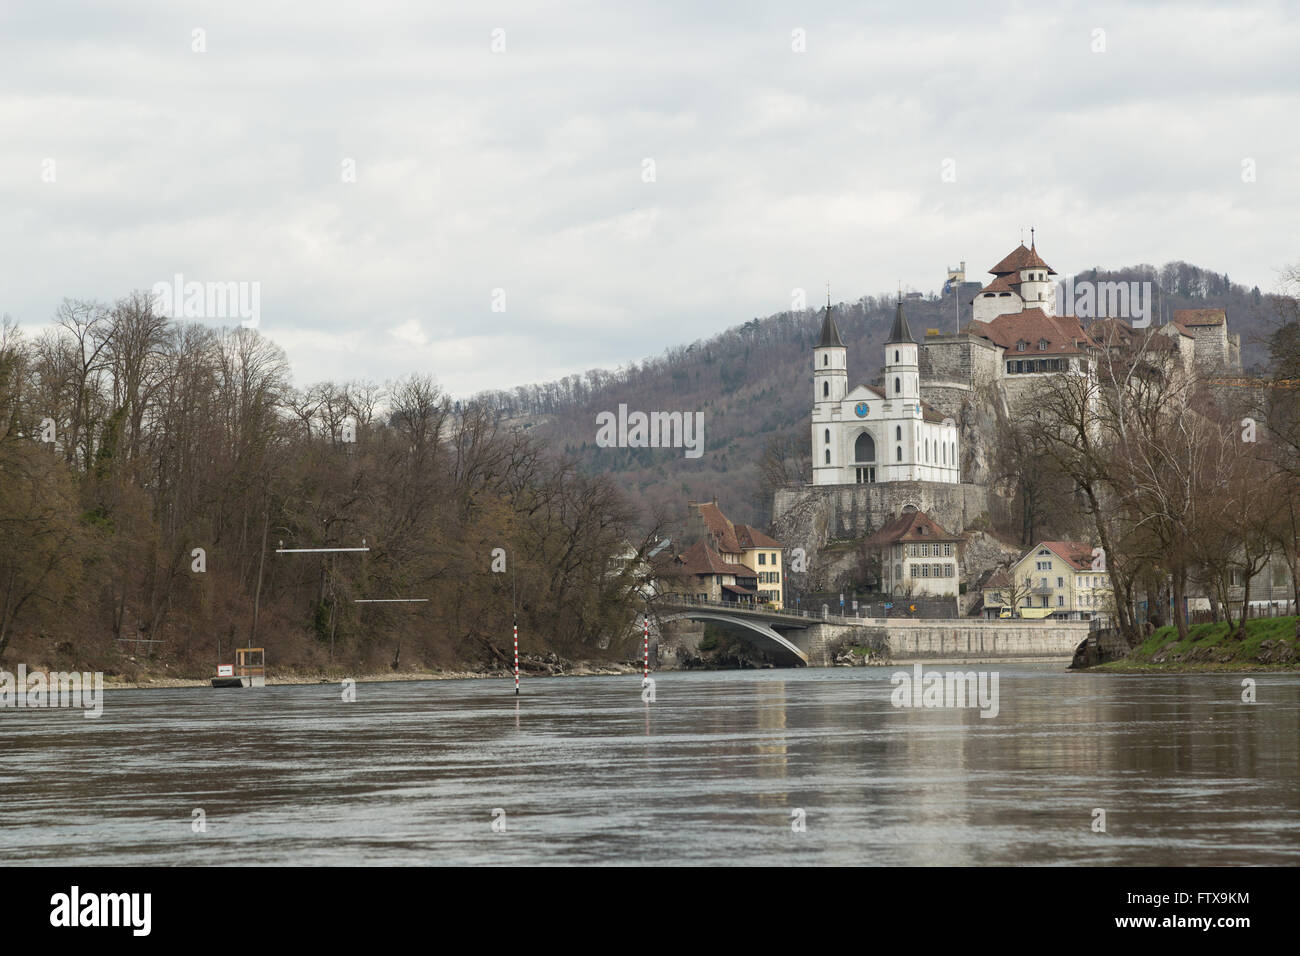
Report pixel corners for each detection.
[811,299,960,486]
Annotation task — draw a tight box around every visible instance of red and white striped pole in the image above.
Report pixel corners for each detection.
[513,616,519,695]
[643,613,649,681]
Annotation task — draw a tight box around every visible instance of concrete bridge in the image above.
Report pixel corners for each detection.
[657,601,818,665]
[653,599,1090,667]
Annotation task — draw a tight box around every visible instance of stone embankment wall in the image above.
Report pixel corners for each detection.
[797,619,1088,667]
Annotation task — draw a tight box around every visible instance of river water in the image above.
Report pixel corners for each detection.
[2,665,1298,865]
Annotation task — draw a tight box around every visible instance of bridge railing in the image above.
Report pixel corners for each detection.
[656,596,885,627]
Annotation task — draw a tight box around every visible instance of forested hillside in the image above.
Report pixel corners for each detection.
[477,261,1282,528]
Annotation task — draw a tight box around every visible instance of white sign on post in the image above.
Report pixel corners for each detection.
[217,665,233,677]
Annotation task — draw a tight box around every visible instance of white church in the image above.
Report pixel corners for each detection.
[811,299,960,486]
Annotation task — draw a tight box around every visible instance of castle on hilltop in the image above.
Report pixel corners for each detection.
[777,235,1245,599]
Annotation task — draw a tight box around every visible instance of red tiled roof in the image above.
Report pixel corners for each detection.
[675,541,753,578]
[980,272,1021,295]
[691,500,742,553]
[964,309,1092,357]
[989,243,1056,277]
[1173,308,1225,327]
[864,509,961,548]
[691,501,783,553]
[736,525,782,549]
[1031,541,1097,572]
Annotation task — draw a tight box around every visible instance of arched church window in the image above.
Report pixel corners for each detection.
[894,350,899,363]
[896,446,902,462]
[823,381,829,397]
[824,428,830,444]
[895,426,902,441]
[894,377,900,394]
[825,449,830,464]
[854,432,875,463]
[823,355,828,366]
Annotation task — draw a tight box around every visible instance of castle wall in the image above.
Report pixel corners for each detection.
[918,333,1000,388]
[1190,324,1230,373]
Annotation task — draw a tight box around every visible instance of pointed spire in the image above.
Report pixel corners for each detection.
[817,299,844,348]
[886,297,915,345]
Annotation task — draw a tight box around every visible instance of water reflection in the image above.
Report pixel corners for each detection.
[0,667,1297,865]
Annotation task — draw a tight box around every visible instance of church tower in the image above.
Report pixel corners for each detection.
[811,300,846,483]
[813,300,847,405]
[884,299,918,402]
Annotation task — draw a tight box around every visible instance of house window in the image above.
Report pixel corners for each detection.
[943,543,952,556]
[1017,341,1027,351]
[758,553,766,565]
[1057,577,1063,588]
[1039,339,1048,350]
[1057,595,1065,607]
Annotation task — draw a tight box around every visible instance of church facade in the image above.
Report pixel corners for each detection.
[811,299,960,486]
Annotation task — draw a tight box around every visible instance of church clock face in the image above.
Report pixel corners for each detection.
[854,402,869,418]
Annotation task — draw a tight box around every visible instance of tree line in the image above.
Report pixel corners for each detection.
[997,273,1300,644]
[0,295,659,675]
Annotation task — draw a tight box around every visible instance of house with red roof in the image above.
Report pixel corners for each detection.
[678,499,786,607]
[983,541,1114,621]
[862,508,962,598]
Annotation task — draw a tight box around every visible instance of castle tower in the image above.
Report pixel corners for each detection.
[884,299,918,401]
[1017,232,1056,314]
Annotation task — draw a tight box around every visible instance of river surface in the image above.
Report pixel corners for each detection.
[2,665,1298,865]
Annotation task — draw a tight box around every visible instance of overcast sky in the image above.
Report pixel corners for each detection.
[3,1,1296,396]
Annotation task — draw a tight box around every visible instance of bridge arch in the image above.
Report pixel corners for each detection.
[658,611,809,665]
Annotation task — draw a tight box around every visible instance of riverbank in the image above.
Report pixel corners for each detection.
[99,657,643,689]
[1095,615,1300,672]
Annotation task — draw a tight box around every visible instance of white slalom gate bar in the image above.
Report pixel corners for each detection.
[276,547,370,553]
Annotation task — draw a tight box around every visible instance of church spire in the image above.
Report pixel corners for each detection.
[886,298,915,345]
[817,300,844,348]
